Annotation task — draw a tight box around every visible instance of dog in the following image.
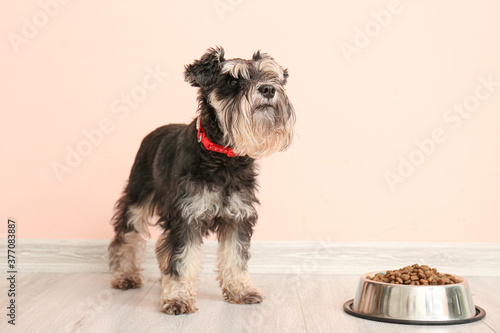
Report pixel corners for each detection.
[108,47,295,315]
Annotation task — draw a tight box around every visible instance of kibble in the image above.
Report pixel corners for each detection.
[366,264,461,286]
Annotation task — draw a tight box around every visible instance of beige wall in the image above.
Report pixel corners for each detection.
[2,0,499,242]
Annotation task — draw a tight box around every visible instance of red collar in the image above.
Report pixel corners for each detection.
[196,118,238,157]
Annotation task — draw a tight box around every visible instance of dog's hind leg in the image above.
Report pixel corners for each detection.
[108,193,152,290]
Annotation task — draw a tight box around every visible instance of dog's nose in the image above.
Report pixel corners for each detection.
[258,85,276,99]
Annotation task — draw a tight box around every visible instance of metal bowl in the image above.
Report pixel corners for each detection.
[343,271,486,325]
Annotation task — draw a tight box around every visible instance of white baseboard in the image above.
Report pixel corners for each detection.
[5,239,500,276]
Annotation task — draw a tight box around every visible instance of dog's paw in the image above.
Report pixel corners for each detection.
[160,298,198,315]
[223,287,264,304]
[110,272,143,290]
[238,289,264,304]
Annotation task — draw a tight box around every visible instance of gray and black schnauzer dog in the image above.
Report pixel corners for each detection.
[108,47,295,315]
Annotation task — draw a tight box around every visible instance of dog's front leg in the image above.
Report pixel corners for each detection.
[216,220,264,304]
[155,228,202,315]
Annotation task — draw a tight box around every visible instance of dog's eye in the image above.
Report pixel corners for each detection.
[229,78,238,87]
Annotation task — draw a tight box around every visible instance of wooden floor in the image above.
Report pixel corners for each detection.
[1,273,498,333]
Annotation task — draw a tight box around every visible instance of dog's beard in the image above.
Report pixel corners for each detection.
[209,86,295,159]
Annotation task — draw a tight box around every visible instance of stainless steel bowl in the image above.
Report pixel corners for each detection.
[344,271,486,325]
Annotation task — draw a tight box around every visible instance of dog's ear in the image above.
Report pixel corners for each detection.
[184,47,225,88]
[252,50,271,61]
[252,50,263,61]
[283,68,289,85]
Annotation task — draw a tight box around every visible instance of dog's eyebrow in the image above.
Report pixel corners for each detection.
[257,58,284,80]
[221,61,251,80]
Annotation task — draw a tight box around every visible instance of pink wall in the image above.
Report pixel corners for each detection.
[2,0,499,242]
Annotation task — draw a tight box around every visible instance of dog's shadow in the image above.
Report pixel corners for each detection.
[196,291,224,302]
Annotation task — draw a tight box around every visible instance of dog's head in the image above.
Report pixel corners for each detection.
[184,47,295,159]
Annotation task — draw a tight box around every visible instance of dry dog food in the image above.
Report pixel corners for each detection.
[366,264,461,286]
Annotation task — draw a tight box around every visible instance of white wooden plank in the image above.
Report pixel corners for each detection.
[468,277,500,332]
[7,239,500,276]
[118,274,306,333]
[0,273,155,333]
[296,275,495,333]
